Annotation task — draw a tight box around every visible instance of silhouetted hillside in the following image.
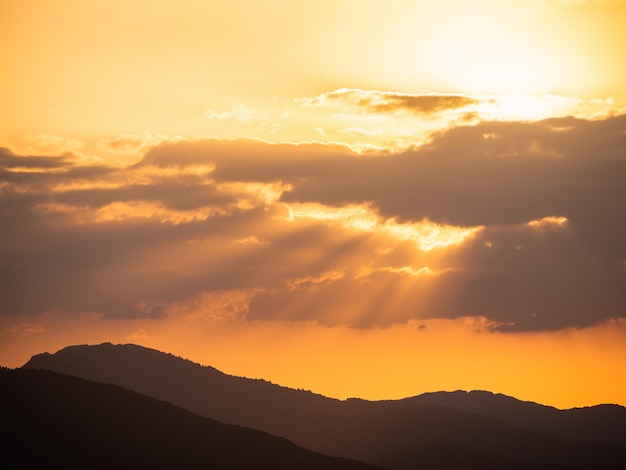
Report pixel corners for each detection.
[378,442,574,470]
[0,367,380,470]
[23,343,626,470]
[410,390,626,445]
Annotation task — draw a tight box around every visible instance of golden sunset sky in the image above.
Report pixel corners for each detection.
[1,0,625,409]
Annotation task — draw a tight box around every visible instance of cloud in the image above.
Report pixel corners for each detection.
[245,213,625,330]
[0,146,73,171]
[204,103,256,122]
[301,88,478,116]
[338,127,384,136]
[17,134,85,156]
[298,89,620,124]
[1,113,624,332]
[98,134,147,153]
[120,303,166,320]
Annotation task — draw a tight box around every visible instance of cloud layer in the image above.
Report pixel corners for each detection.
[1,114,625,332]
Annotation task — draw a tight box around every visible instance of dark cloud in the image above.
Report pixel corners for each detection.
[52,178,241,211]
[246,221,626,331]
[1,114,625,331]
[155,116,626,252]
[120,303,166,319]
[0,147,71,170]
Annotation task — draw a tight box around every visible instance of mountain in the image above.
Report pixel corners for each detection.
[410,390,626,446]
[1,367,381,469]
[23,343,626,469]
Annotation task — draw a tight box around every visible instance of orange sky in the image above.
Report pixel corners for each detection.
[1,0,625,409]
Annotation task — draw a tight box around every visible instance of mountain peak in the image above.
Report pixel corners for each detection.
[22,342,626,469]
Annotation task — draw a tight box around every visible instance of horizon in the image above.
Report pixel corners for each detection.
[12,340,626,410]
[1,0,625,410]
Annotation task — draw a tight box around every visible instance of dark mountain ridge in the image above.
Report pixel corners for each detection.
[1,367,380,469]
[410,390,626,445]
[23,342,626,469]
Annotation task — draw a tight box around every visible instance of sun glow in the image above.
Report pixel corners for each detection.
[528,215,569,228]
[422,3,561,96]
[284,202,480,251]
[382,218,480,251]
[475,94,620,122]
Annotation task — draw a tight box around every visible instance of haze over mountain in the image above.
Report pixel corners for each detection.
[23,343,626,469]
[1,367,380,469]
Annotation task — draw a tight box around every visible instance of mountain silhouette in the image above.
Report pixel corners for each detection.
[410,390,626,446]
[23,342,626,469]
[1,367,381,469]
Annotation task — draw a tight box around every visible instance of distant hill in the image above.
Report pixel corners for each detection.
[1,367,380,470]
[410,390,626,446]
[23,343,626,470]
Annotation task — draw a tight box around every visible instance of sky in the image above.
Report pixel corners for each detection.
[1,0,625,409]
